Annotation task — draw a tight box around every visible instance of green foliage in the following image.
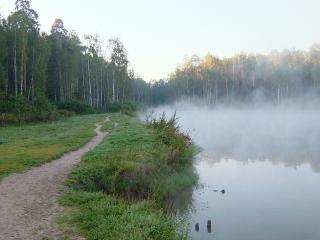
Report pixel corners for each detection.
[0,2,150,118]
[104,103,122,112]
[62,113,195,239]
[60,191,184,240]
[0,94,61,125]
[57,109,75,118]
[103,102,139,115]
[57,100,94,115]
[0,114,105,179]
[120,102,135,115]
[146,112,193,168]
[67,113,197,205]
[32,92,55,112]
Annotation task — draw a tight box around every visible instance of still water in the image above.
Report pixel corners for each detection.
[154,105,320,240]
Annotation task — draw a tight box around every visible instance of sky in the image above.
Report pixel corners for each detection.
[1,0,320,81]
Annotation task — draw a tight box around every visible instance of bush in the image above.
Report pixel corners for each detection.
[146,112,193,167]
[104,103,122,112]
[57,109,75,118]
[33,92,56,112]
[104,102,139,114]
[57,100,94,115]
[0,113,19,126]
[0,94,60,125]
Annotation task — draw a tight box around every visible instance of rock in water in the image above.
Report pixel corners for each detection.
[207,220,212,233]
[195,223,199,232]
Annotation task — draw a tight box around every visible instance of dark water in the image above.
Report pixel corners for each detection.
[153,106,320,240]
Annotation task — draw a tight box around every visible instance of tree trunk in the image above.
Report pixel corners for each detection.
[13,28,17,96]
[28,46,35,100]
[87,56,92,106]
[106,72,109,104]
[82,65,86,102]
[20,49,23,96]
[100,66,103,107]
[112,68,115,103]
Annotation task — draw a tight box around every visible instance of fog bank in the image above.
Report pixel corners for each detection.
[145,100,320,171]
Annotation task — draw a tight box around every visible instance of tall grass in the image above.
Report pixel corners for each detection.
[146,112,194,168]
[67,113,197,204]
[60,191,183,240]
[62,113,198,239]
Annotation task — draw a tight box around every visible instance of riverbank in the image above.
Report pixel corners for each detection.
[60,112,198,239]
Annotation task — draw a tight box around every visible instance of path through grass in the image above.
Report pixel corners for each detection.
[0,114,105,180]
[61,113,198,240]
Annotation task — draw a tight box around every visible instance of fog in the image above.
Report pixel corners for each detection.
[146,100,320,172]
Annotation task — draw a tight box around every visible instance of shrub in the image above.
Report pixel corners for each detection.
[121,102,142,115]
[57,109,75,118]
[57,100,94,115]
[103,102,139,114]
[0,113,19,126]
[105,103,122,112]
[0,94,60,125]
[33,92,56,113]
[146,112,193,167]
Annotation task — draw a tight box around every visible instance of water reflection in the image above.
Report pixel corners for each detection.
[152,106,320,240]
[200,151,320,173]
[186,159,320,240]
[165,180,196,215]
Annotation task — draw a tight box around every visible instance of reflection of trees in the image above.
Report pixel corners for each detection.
[165,186,196,215]
[201,147,320,172]
[164,166,199,216]
[164,138,320,220]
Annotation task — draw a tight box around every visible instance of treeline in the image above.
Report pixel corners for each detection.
[0,0,150,111]
[151,47,320,105]
[2,1,320,115]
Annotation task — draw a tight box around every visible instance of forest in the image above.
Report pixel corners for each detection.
[0,0,150,124]
[151,47,320,105]
[1,0,320,123]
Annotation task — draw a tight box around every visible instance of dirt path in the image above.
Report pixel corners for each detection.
[0,119,109,240]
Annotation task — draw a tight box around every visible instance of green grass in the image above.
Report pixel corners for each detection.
[61,113,197,240]
[67,113,197,204]
[100,118,114,132]
[60,191,183,240]
[0,114,105,180]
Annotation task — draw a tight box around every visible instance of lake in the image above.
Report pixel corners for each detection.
[152,104,320,240]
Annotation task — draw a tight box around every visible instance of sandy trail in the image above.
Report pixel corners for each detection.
[0,119,108,240]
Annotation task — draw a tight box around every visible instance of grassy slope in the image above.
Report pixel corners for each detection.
[0,114,105,179]
[60,191,181,240]
[60,113,197,240]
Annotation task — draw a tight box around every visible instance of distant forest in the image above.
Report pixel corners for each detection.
[151,48,320,105]
[1,0,320,111]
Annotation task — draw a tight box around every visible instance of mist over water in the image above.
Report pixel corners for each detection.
[150,100,320,171]
[146,99,320,240]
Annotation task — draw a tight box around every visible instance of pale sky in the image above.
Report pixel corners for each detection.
[1,0,320,80]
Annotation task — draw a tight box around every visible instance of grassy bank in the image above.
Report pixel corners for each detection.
[0,114,105,179]
[61,113,198,240]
